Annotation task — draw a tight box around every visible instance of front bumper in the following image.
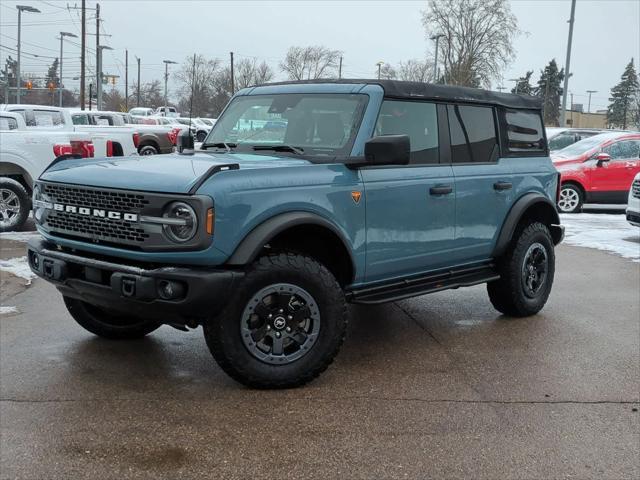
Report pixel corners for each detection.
[27,238,243,325]
[626,210,640,226]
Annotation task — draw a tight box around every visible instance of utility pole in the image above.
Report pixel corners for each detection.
[125,50,128,111]
[430,34,444,82]
[59,32,77,107]
[230,51,235,95]
[376,61,384,80]
[338,56,343,79]
[163,59,177,113]
[560,0,576,127]
[95,3,101,110]
[80,0,86,109]
[88,83,92,111]
[586,90,597,113]
[16,5,41,104]
[136,56,141,107]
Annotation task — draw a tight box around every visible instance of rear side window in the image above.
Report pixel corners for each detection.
[548,133,576,151]
[375,100,439,164]
[0,116,18,130]
[31,110,64,128]
[72,114,89,125]
[448,105,498,163]
[503,109,545,153]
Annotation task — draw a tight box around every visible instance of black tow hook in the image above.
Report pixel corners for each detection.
[121,278,136,297]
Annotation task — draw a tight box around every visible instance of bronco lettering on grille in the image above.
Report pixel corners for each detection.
[49,203,138,222]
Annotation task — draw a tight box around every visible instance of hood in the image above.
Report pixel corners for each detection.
[39,152,312,193]
[551,156,584,167]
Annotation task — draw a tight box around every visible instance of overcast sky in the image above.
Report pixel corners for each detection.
[1,0,638,112]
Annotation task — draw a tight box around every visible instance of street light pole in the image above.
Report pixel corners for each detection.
[163,60,177,114]
[59,32,78,107]
[560,0,577,127]
[430,34,444,82]
[96,45,112,110]
[508,78,519,94]
[376,61,384,80]
[16,5,40,104]
[586,90,597,113]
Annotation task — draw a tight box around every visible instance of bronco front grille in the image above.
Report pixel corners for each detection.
[40,183,152,246]
[35,181,213,252]
[633,180,640,199]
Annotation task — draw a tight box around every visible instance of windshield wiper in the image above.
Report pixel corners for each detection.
[202,142,237,152]
[252,145,304,155]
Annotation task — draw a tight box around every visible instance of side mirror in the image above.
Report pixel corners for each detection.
[177,128,194,154]
[595,152,611,166]
[364,135,410,166]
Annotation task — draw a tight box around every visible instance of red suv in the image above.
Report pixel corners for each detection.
[553,132,640,213]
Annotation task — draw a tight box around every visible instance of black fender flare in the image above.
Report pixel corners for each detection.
[493,193,563,258]
[226,211,356,270]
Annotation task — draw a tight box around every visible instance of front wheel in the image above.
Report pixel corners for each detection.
[64,297,161,339]
[203,253,348,389]
[557,184,583,213]
[0,178,29,233]
[487,222,555,317]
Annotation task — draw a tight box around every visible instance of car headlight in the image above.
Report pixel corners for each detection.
[32,184,52,224]
[162,201,198,242]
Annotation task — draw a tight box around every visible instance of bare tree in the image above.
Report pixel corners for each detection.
[280,46,342,80]
[175,54,222,116]
[235,58,274,89]
[422,0,519,88]
[396,59,434,83]
[378,63,397,80]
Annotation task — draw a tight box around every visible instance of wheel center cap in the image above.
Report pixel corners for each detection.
[273,316,286,330]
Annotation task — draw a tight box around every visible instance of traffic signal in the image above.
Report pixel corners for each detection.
[26,80,33,90]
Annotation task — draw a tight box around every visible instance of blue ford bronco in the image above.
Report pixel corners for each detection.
[28,80,564,388]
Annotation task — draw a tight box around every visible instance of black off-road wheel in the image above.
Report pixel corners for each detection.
[63,297,161,339]
[487,222,555,317]
[196,131,207,142]
[0,178,29,233]
[203,253,348,389]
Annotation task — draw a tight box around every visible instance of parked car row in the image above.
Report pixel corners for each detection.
[552,131,640,215]
[546,127,630,152]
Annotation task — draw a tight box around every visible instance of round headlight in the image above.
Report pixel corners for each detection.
[162,201,198,243]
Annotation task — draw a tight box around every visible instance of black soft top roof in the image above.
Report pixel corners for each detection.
[258,79,542,111]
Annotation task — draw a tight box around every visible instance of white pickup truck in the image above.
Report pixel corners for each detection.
[0,111,95,232]
[0,104,138,158]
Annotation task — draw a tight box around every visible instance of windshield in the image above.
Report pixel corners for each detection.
[554,135,608,157]
[206,93,368,157]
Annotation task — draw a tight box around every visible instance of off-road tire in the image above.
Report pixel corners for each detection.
[63,297,161,339]
[196,131,207,142]
[203,253,348,389]
[557,183,583,213]
[0,178,29,233]
[487,222,555,317]
[139,144,158,156]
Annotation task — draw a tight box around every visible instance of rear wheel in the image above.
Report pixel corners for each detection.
[557,183,583,213]
[63,297,160,339]
[203,253,347,389]
[487,222,555,317]
[0,178,29,233]
[196,131,207,142]
[139,144,158,156]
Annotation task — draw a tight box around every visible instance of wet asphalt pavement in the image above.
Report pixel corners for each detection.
[1,237,639,479]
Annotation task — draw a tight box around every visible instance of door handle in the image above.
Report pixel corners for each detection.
[493,181,512,191]
[429,185,453,195]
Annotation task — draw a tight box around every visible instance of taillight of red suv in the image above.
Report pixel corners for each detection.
[132,132,140,148]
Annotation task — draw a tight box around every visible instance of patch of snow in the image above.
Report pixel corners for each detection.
[560,213,640,262]
[0,306,18,315]
[0,231,39,242]
[0,256,37,284]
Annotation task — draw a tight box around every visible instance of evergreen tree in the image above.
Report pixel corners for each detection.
[607,59,639,129]
[511,71,533,95]
[535,59,564,126]
[46,58,59,87]
[1,56,18,103]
